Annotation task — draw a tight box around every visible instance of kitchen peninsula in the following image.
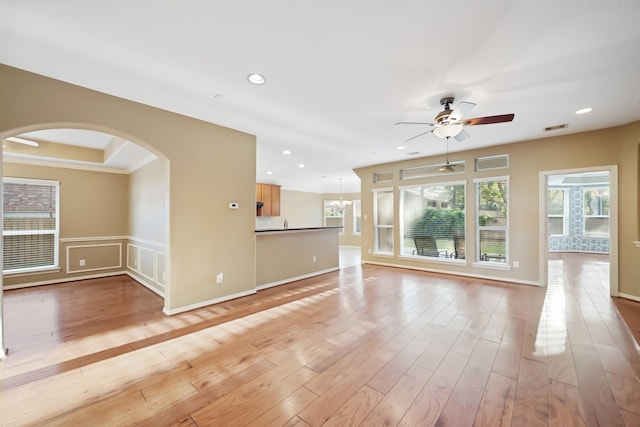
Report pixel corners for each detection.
[255,226,341,289]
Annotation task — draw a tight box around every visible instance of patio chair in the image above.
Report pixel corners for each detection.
[453,235,465,260]
[413,236,448,258]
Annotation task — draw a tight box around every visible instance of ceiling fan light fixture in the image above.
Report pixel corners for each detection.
[433,124,463,139]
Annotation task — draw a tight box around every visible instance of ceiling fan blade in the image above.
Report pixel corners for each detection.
[453,129,470,142]
[461,113,515,126]
[404,129,433,142]
[449,101,476,122]
[395,121,436,126]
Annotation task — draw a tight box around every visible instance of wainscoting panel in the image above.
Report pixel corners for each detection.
[66,243,122,274]
[127,239,166,296]
[139,247,155,282]
[156,252,166,287]
[127,244,139,271]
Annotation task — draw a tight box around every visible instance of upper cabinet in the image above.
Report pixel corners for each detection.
[257,183,281,216]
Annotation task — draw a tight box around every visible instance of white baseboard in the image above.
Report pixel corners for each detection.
[256,267,340,291]
[163,289,257,316]
[2,271,128,290]
[126,271,165,298]
[618,293,640,303]
[363,260,543,287]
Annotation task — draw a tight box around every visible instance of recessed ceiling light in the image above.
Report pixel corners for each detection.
[575,107,593,115]
[298,164,305,168]
[247,73,266,85]
[266,171,273,175]
[6,136,39,147]
[282,150,291,155]
[397,145,406,150]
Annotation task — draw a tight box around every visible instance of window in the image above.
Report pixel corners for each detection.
[548,188,568,236]
[400,182,465,260]
[352,199,361,235]
[373,189,393,254]
[3,177,60,273]
[583,187,609,237]
[476,177,508,264]
[324,200,345,232]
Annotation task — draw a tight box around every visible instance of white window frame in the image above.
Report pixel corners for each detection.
[352,199,361,236]
[3,177,60,274]
[474,176,509,269]
[398,181,467,262]
[373,188,394,255]
[583,186,609,238]
[548,187,569,237]
[323,199,345,234]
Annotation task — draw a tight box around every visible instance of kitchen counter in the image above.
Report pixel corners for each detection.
[255,226,340,289]
[255,226,343,233]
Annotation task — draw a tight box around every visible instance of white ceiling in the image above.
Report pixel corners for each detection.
[1,1,640,192]
[3,128,158,173]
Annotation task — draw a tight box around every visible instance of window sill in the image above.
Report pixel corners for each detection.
[473,261,511,271]
[3,267,61,278]
[400,254,467,265]
[372,252,394,258]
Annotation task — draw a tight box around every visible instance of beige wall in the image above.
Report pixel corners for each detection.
[0,65,257,312]
[127,158,168,294]
[355,122,640,296]
[255,189,323,229]
[128,158,167,242]
[2,162,129,288]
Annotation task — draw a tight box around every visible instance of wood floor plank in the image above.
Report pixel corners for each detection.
[436,339,500,426]
[511,358,549,426]
[549,379,587,427]
[398,350,469,426]
[567,321,627,427]
[321,385,384,427]
[473,372,517,427]
[492,317,526,379]
[245,386,318,427]
[363,363,433,426]
[298,337,402,426]
[607,372,640,415]
[0,254,635,426]
[190,366,317,426]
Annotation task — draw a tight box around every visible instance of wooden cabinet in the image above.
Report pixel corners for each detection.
[256,183,281,216]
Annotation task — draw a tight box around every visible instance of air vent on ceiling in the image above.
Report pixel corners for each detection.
[544,123,568,132]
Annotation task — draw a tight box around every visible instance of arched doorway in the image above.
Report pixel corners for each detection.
[1,125,170,357]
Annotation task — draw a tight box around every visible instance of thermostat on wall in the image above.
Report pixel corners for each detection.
[229,202,239,209]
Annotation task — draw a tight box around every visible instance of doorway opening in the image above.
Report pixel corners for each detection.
[539,166,618,295]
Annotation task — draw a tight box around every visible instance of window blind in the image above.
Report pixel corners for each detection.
[3,178,59,273]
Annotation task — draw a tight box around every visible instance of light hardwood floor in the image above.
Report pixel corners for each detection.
[1,253,640,426]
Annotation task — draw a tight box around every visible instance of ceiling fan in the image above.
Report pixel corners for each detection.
[438,138,460,173]
[396,97,515,142]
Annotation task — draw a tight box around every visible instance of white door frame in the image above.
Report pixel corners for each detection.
[538,165,618,295]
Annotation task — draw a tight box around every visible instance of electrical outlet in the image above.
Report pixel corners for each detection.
[368,248,372,254]
[513,261,520,268]
[216,272,223,284]
[79,259,85,267]
[312,256,316,263]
